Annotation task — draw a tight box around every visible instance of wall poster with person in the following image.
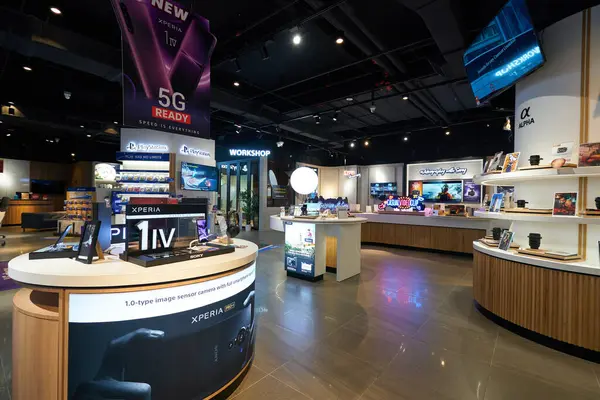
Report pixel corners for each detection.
[67,265,256,399]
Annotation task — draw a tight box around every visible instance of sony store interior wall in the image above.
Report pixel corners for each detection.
[514,6,600,264]
[120,128,217,203]
[296,162,403,210]
[0,158,30,198]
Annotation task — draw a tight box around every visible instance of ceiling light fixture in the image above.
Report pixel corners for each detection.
[50,7,61,15]
[8,102,14,105]
[336,37,344,44]
[6,133,10,137]
[292,33,302,45]
[402,96,409,100]
[80,125,84,128]
[503,117,512,131]
[87,134,91,138]
[369,102,376,113]
[445,131,450,135]
[71,153,75,157]
[233,81,240,87]
[364,139,370,146]
[346,97,353,102]
[276,140,284,148]
[349,142,356,148]
[114,121,119,125]
[23,66,32,71]
[332,111,339,122]
[315,116,321,124]
[403,136,409,141]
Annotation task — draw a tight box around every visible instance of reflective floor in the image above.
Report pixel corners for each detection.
[0,227,599,399]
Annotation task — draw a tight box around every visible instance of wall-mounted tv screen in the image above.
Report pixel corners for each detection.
[422,181,463,203]
[181,162,218,191]
[30,179,66,194]
[370,182,397,197]
[463,0,544,105]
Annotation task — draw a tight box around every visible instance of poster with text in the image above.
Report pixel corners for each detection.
[284,222,316,276]
[68,266,255,400]
[111,0,215,137]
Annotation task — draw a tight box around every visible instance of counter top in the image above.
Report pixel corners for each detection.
[8,239,258,288]
[279,216,367,224]
[355,212,492,229]
[473,241,600,277]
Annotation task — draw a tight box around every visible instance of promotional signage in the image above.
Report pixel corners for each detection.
[228,149,271,157]
[343,170,361,178]
[126,141,169,153]
[519,106,535,129]
[378,196,425,211]
[284,222,316,277]
[111,0,215,137]
[67,265,256,399]
[180,144,210,158]
[406,159,482,182]
[116,152,170,162]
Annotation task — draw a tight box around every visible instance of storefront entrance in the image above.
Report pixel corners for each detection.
[217,159,259,226]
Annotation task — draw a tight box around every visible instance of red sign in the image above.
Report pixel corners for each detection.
[152,107,192,124]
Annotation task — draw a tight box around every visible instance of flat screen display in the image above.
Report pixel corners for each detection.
[31,179,66,194]
[463,0,544,105]
[422,181,463,203]
[181,162,218,191]
[370,182,397,197]
[462,180,482,203]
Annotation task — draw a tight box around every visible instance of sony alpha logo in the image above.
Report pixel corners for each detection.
[519,107,535,128]
[131,206,161,213]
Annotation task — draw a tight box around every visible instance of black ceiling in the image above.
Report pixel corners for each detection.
[0,0,597,165]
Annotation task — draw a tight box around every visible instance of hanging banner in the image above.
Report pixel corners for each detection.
[111,0,216,137]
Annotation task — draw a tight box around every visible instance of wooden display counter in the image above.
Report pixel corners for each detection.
[473,242,600,356]
[9,239,259,400]
[355,213,489,254]
[4,200,58,225]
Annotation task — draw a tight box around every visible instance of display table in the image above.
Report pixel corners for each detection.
[8,239,258,400]
[473,241,600,357]
[4,200,58,226]
[270,216,366,282]
[355,212,492,254]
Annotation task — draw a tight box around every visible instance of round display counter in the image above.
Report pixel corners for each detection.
[473,241,600,359]
[8,239,258,400]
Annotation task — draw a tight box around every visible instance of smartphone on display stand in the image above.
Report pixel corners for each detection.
[169,18,217,99]
[112,0,173,98]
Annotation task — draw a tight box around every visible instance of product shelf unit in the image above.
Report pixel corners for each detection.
[473,166,600,185]
[473,210,600,225]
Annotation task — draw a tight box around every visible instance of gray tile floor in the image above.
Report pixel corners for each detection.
[0,227,599,399]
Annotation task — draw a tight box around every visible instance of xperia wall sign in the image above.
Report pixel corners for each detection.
[110,0,215,137]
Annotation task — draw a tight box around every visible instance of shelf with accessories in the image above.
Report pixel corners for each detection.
[473,166,600,185]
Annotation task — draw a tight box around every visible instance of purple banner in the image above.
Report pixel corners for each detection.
[111,0,216,136]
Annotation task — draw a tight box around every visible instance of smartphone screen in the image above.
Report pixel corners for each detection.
[197,219,208,242]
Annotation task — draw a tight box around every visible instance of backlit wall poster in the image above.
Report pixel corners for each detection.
[284,222,316,276]
[111,0,216,137]
[67,266,256,400]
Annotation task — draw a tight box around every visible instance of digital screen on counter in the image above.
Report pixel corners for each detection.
[370,182,397,197]
[422,181,463,203]
[181,162,218,191]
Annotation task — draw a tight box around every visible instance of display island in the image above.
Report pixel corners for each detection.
[8,239,258,400]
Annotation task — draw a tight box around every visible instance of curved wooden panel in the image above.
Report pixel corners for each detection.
[361,222,485,254]
[473,250,600,351]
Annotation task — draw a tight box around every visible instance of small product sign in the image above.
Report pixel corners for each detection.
[284,222,316,276]
[111,0,216,137]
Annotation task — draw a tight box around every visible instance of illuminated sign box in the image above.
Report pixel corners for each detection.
[229,149,271,157]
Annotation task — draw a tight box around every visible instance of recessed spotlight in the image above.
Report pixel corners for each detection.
[346,97,354,102]
[364,140,370,146]
[86,134,91,138]
[71,153,75,157]
[233,81,240,87]
[445,131,450,136]
[50,7,61,15]
[336,37,344,44]
[402,96,409,100]
[8,102,14,105]
[80,125,84,128]
[349,142,356,148]
[114,121,119,124]
[486,124,490,127]
[23,66,32,71]
[403,136,408,141]
[292,33,302,45]
[0,121,3,123]
[6,133,10,137]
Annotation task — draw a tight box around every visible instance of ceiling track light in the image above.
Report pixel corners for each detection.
[402,95,409,100]
[364,139,370,146]
[233,81,240,87]
[50,7,61,15]
[233,58,242,72]
[332,111,339,122]
[260,44,270,60]
[349,141,356,148]
[503,117,512,131]
[403,136,409,141]
[292,33,302,45]
[445,131,451,136]
[314,115,321,125]
[23,66,32,71]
